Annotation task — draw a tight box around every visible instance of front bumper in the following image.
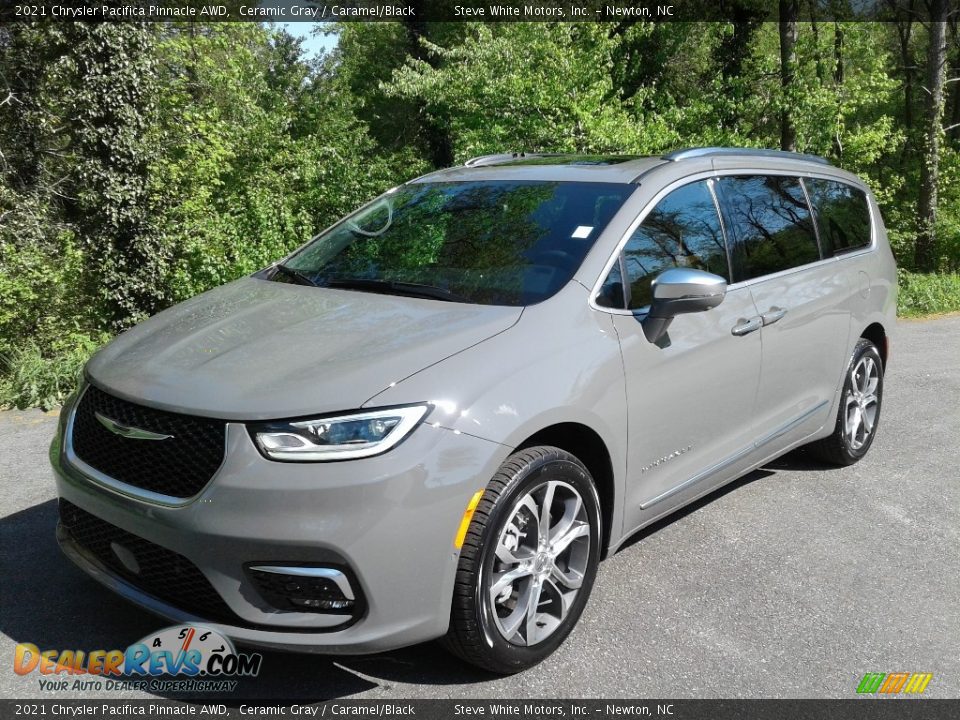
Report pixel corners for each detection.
[52,410,510,654]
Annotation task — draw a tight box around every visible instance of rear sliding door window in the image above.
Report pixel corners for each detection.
[805,178,872,256]
[718,175,820,282]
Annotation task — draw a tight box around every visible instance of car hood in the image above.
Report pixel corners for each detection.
[85,277,522,420]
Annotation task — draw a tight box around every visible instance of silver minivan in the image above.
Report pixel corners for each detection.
[52,148,896,673]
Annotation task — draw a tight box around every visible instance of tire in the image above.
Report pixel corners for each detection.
[442,446,602,674]
[808,338,884,466]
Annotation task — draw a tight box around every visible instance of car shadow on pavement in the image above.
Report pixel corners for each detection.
[0,500,497,702]
[614,446,840,557]
[615,468,776,554]
[763,446,839,472]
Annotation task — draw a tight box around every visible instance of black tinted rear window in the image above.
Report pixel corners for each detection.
[805,178,871,255]
[718,175,821,281]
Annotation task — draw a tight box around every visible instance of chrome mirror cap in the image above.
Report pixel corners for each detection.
[642,269,728,343]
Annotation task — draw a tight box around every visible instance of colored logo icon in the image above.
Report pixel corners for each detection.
[856,672,932,694]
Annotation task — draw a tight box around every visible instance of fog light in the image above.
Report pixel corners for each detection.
[248,565,359,615]
[291,597,354,611]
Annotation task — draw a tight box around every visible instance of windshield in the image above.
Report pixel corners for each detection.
[274,181,636,306]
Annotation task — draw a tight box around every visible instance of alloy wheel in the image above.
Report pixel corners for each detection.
[844,355,880,451]
[486,480,591,647]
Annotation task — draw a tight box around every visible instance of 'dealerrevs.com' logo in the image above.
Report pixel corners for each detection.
[14,625,262,693]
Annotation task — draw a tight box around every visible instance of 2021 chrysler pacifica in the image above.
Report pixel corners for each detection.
[52,148,896,673]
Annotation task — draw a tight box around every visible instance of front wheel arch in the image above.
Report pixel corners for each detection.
[515,423,615,557]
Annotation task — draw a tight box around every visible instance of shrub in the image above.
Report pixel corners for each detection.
[0,333,105,410]
[897,270,960,318]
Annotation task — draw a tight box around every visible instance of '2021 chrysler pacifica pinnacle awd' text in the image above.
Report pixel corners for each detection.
[52,148,896,673]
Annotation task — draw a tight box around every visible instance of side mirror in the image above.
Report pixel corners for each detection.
[641,268,727,343]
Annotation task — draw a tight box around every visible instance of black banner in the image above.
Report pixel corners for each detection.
[0,0,940,24]
[2,700,960,720]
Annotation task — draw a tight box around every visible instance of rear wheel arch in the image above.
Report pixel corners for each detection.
[860,322,888,368]
[809,337,884,466]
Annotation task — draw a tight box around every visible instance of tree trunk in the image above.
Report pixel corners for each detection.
[712,5,763,131]
[949,18,960,142]
[891,0,916,172]
[833,21,845,158]
[951,69,960,142]
[403,10,454,168]
[915,0,949,272]
[779,0,799,151]
[809,0,825,84]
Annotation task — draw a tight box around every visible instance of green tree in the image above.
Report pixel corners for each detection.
[59,23,164,327]
[386,23,667,159]
[915,0,950,271]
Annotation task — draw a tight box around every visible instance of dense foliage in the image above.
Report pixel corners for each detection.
[1,18,959,408]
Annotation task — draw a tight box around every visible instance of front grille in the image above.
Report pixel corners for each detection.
[71,385,226,499]
[58,500,239,623]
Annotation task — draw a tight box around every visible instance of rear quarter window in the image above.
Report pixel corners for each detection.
[805,178,872,256]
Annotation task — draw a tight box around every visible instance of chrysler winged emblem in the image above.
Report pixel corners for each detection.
[94,412,173,441]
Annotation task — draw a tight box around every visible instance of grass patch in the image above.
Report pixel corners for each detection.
[897,271,960,318]
[0,333,103,411]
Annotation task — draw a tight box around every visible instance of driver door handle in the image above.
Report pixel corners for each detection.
[731,316,762,336]
[761,306,788,326]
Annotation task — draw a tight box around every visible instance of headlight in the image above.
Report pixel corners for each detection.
[249,405,430,462]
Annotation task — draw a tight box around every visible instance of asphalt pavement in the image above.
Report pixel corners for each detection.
[1,316,958,700]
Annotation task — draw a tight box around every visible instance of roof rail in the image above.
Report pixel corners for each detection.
[464,152,562,167]
[663,147,831,166]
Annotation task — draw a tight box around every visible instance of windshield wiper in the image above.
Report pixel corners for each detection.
[273,263,318,287]
[320,277,470,303]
